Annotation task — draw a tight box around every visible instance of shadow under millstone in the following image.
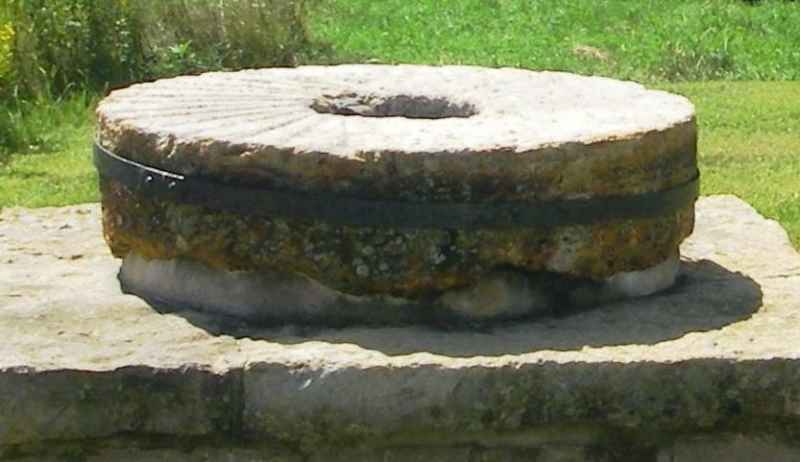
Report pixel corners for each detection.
[137,258,762,357]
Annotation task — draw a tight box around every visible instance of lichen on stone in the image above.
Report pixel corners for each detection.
[100,177,693,300]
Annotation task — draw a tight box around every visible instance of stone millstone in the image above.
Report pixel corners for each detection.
[95,65,697,311]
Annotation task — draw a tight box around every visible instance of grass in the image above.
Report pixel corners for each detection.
[309,0,800,81]
[661,81,800,245]
[0,93,99,207]
[1,0,799,247]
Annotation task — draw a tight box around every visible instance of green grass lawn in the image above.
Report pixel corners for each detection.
[1,0,799,247]
[661,81,800,246]
[0,94,99,207]
[309,0,800,82]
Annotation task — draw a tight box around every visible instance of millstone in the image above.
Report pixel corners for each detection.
[95,64,698,323]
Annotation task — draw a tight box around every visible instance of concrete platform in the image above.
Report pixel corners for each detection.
[2,196,800,461]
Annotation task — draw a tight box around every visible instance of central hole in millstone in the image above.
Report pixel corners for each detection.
[311,92,477,119]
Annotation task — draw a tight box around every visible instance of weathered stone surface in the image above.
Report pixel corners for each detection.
[8,445,300,462]
[103,177,692,303]
[115,246,681,326]
[1,438,619,462]
[308,447,473,462]
[8,434,798,462]
[2,196,800,460]
[0,367,237,447]
[96,65,696,201]
[95,65,698,297]
[659,434,800,462]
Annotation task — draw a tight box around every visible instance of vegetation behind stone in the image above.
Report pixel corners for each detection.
[312,0,800,82]
[0,0,311,98]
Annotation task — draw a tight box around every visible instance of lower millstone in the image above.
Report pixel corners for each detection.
[100,177,693,302]
[118,252,679,325]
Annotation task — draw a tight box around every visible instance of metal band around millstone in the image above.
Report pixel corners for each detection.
[94,142,699,230]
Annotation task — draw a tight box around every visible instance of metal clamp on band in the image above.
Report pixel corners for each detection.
[94,142,699,229]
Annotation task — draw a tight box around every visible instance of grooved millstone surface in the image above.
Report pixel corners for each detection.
[3,196,800,457]
[96,65,698,297]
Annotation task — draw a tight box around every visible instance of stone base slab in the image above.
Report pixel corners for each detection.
[6,434,800,462]
[2,196,800,461]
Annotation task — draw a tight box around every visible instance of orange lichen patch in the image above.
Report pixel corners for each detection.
[566,209,693,279]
